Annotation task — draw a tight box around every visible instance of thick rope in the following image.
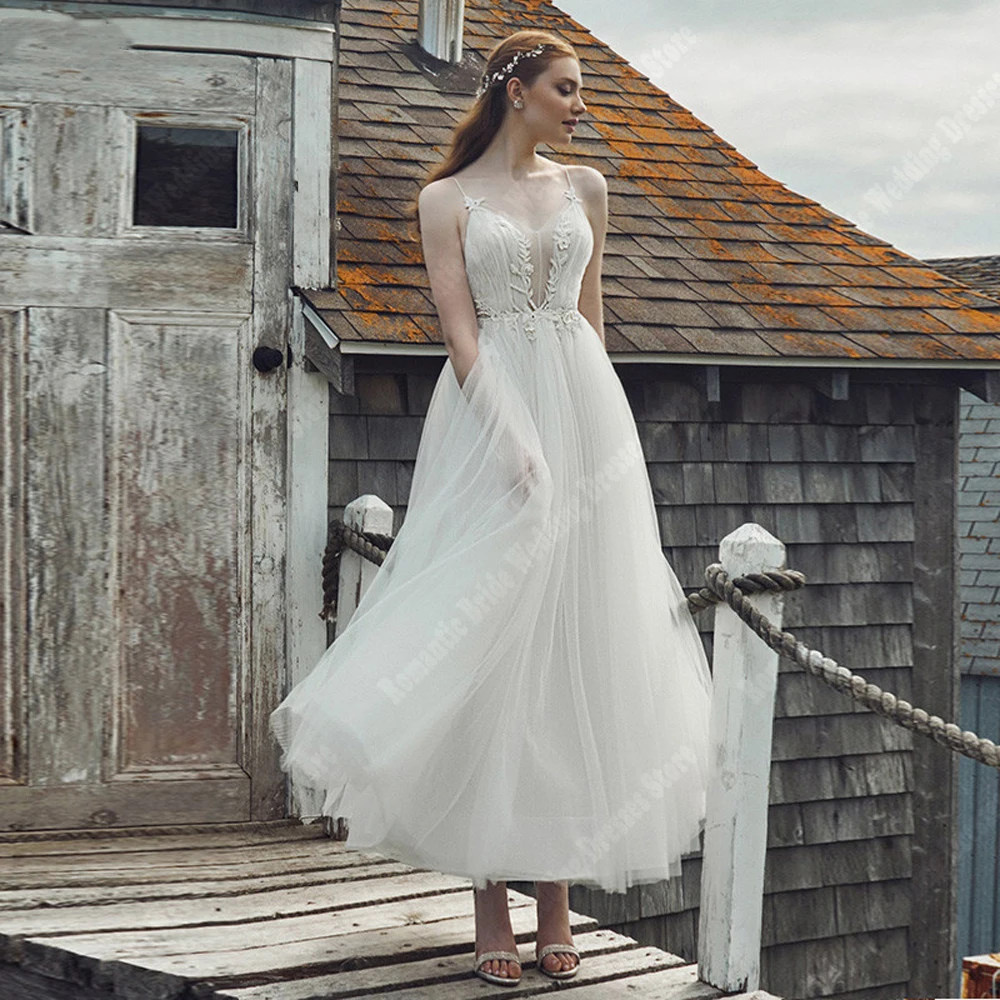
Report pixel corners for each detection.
[699,563,1000,771]
[324,519,1000,770]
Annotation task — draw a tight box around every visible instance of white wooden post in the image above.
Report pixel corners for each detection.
[335,495,394,639]
[698,522,786,993]
[284,298,333,822]
[286,493,393,825]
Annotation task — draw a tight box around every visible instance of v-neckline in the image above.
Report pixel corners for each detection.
[462,195,581,313]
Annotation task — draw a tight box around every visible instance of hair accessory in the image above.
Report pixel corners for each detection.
[475,42,547,99]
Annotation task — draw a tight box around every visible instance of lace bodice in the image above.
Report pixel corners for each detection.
[454,163,594,340]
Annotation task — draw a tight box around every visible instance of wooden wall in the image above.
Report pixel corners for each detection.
[327,357,961,1000]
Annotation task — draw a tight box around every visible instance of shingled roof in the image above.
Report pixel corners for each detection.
[921,254,1000,303]
[302,0,1000,364]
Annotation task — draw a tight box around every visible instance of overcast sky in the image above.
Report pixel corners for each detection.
[561,0,999,260]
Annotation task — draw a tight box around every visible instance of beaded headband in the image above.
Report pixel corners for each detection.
[475,42,548,100]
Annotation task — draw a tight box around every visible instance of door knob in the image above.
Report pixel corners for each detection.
[253,345,285,372]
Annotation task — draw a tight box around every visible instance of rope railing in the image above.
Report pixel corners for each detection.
[324,519,1000,771]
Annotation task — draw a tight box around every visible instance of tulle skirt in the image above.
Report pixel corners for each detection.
[269,309,714,893]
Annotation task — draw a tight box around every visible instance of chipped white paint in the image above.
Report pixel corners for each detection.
[0,310,26,788]
[114,15,336,62]
[0,12,258,111]
[0,106,32,231]
[698,522,786,993]
[292,58,333,287]
[284,297,331,820]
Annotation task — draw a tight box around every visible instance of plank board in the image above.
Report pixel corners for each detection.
[0,240,253,311]
[0,13,257,111]
[0,823,786,999]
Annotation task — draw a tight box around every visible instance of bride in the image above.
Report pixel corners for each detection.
[271,27,714,989]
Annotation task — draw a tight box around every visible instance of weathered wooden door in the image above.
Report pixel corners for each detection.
[0,14,290,830]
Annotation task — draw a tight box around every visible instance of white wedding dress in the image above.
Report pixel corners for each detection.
[269,161,714,893]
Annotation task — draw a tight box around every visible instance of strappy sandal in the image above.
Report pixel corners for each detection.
[536,941,581,980]
[474,949,522,986]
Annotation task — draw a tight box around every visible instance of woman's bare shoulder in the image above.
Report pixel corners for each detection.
[420,175,463,204]
[418,176,466,230]
[566,163,606,196]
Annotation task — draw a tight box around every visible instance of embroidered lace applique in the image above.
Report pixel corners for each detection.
[461,187,585,342]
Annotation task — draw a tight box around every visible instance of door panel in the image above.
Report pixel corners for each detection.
[0,17,289,830]
[109,312,246,774]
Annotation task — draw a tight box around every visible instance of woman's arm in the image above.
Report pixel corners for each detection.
[418,180,480,387]
[574,166,608,348]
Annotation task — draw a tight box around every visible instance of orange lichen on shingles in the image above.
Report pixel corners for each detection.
[617,158,693,182]
[353,312,430,344]
[339,265,406,287]
[932,304,1000,334]
[703,238,731,259]
[750,303,823,329]
[930,334,1000,358]
[772,332,870,358]
[762,203,830,225]
[717,200,774,223]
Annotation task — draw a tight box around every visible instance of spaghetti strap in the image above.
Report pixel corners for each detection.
[561,162,576,196]
[452,175,468,200]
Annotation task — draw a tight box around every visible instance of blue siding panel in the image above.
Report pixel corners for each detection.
[955,673,1000,996]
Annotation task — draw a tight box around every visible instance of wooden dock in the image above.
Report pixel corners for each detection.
[0,819,782,999]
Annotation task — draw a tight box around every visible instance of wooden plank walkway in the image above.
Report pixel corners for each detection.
[0,819,782,999]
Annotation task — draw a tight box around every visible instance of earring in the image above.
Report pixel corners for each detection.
[513,99,523,109]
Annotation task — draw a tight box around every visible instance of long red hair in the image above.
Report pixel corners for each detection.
[407,29,579,223]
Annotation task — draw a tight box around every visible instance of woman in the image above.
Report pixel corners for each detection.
[270,28,714,988]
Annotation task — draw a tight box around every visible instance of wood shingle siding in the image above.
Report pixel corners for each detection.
[326,358,958,999]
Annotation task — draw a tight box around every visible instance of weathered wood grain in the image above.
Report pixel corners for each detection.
[767,791,912,848]
[0,239,253,311]
[2,838,357,874]
[776,665,913,718]
[248,56,293,821]
[0,780,250,834]
[0,820,323,855]
[760,926,908,997]
[292,57,333,285]
[18,894,580,985]
[109,312,245,775]
[769,751,910,804]
[29,106,119,238]
[909,384,960,997]
[0,310,26,787]
[0,108,31,230]
[0,870,471,939]
[117,15,335,61]
[285,301,334,821]
[0,842,384,891]
[25,308,110,787]
[0,13,256,111]
[771,712,912,761]
[763,835,910,894]
[216,933,681,999]
[0,861,415,913]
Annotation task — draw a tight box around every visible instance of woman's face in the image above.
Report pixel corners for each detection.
[518,56,587,145]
